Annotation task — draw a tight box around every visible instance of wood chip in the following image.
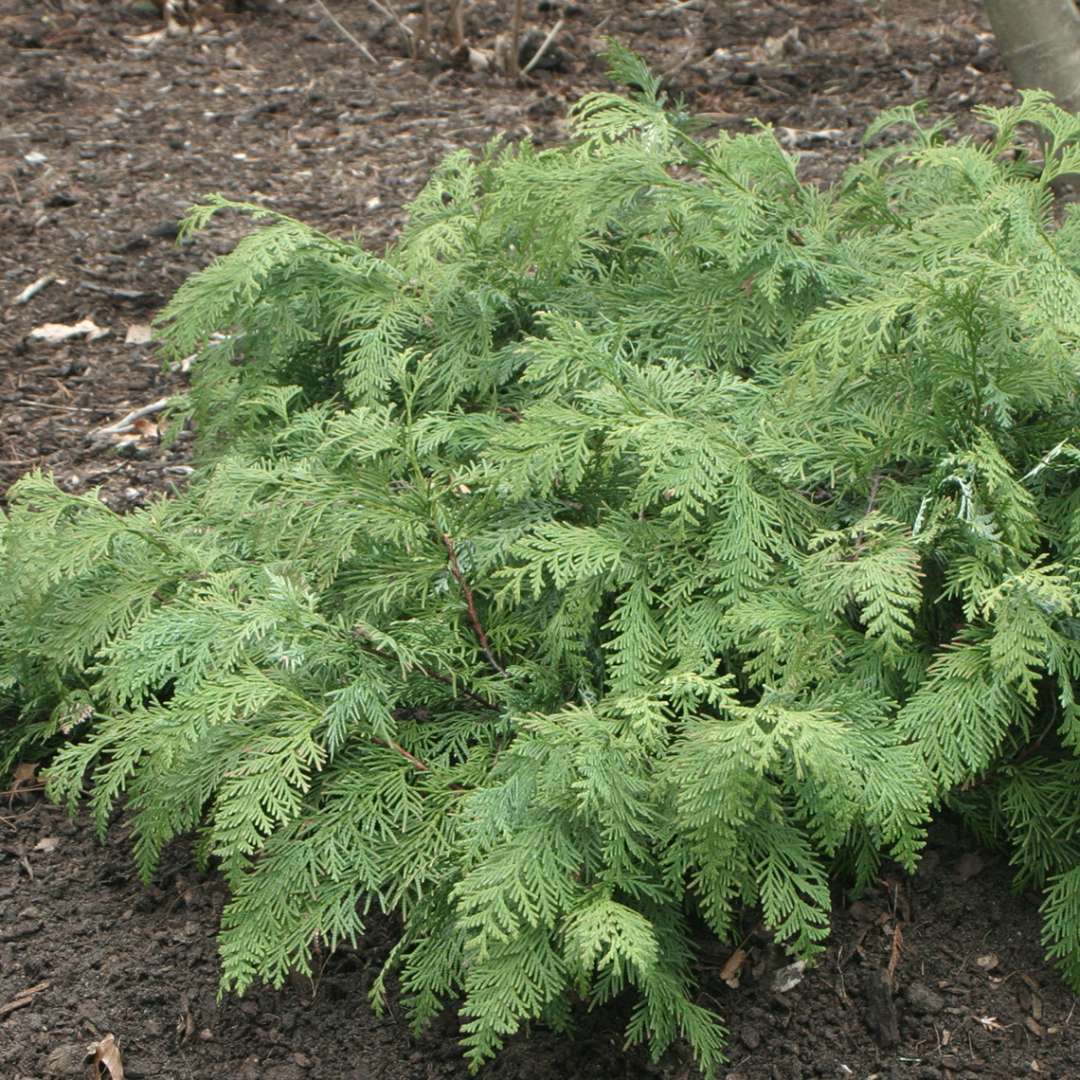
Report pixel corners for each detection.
[11,275,54,306]
[0,980,50,1017]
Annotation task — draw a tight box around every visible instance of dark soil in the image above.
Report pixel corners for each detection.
[1,0,1077,1077]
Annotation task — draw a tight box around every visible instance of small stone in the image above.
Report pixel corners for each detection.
[236,1057,261,1080]
[0,920,44,942]
[263,1065,304,1080]
[905,981,945,1015]
[42,1041,90,1077]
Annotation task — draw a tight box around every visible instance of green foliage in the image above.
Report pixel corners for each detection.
[5,53,1080,1071]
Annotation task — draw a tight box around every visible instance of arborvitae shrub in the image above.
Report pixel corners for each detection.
[5,45,1080,1072]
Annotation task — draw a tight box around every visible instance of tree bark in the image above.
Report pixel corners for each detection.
[983,0,1080,111]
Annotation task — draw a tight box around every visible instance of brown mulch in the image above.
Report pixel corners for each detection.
[2,1,1077,1078]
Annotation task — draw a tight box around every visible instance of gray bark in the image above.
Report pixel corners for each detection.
[983,0,1080,111]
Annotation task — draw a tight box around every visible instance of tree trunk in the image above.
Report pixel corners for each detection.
[983,0,1080,111]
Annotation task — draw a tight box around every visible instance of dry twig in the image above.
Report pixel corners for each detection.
[89,396,171,442]
[313,0,378,64]
[521,17,564,76]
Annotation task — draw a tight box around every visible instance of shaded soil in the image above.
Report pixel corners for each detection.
[3,794,1079,1080]
[1,0,1077,1077]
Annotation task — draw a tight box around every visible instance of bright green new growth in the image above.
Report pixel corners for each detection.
[5,44,1080,1070]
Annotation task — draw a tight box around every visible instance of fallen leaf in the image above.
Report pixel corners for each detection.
[125,28,168,43]
[975,952,999,972]
[763,25,803,59]
[8,762,39,799]
[29,318,109,344]
[177,992,195,1041]
[132,417,159,440]
[975,1014,1004,1032]
[467,46,493,72]
[91,1033,124,1079]
[776,126,845,148]
[124,323,154,345]
[1024,1016,1045,1038]
[771,959,806,994]
[718,947,747,988]
[32,836,59,853]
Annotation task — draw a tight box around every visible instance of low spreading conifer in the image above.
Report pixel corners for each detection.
[4,45,1080,1072]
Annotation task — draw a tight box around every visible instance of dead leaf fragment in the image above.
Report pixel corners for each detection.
[975,952,1000,972]
[32,836,59,854]
[7,762,40,803]
[763,25,804,59]
[719,947,747,988]
[887,922,904,978]
[177,992,195,1041]
[124,323,154,346]
[771,959,806,994]
[1024,1016,1045,1038]
[91,1033,124,1080]
[29,318,110,344]
[467,46,493,72]
[132,417,160,441]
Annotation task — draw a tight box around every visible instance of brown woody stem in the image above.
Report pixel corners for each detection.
[373,736,430,772]
[442,533,507,676]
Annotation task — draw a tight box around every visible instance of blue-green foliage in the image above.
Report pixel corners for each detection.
[5,46,1080,1071]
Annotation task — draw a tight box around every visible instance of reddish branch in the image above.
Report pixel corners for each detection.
[441,533,507,676]
[373,736,430,772]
